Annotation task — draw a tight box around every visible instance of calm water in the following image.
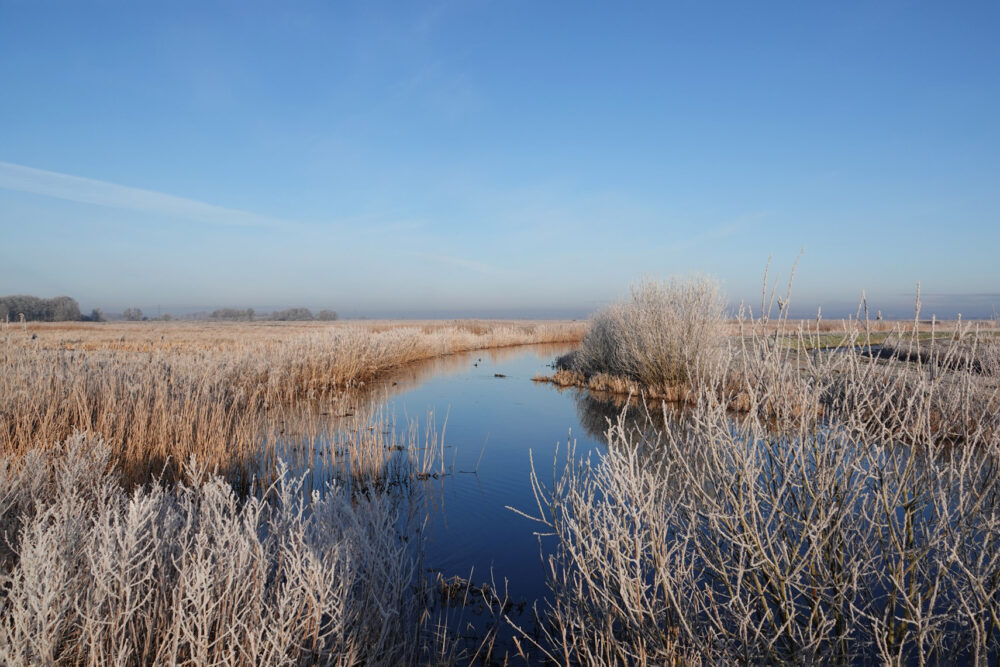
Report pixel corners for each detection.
[264,342,649,654]
[378,343,608,604]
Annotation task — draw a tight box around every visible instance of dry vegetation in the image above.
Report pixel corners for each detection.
[0,319,584,664]
[0,319,584,482]
[567,275,727,388]
[5,276,1000,664]
[0,434,475,665]
[876,329,1000,377]
[514,277,1000,664]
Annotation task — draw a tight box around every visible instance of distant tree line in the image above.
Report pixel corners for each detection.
[0,296,148,323]
[1,294,337,323]
[0,295,81,322]
[269,308,311,321]
[210,308,255,321]
[268,308,337,321]
[208,308,337,321]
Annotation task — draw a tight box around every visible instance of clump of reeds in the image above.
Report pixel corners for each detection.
[561,275,727,394]
[256,402,453,497]
[515,280,1000,664]
[0,433,435,665]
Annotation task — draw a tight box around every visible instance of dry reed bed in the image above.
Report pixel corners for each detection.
[538,280,1000,431]
[0,321,584,481]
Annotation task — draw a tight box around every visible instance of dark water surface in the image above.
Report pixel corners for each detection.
[263,342,645,657]
[377,343,608,605]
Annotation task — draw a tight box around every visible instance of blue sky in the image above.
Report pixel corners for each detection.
[1,1,998,318]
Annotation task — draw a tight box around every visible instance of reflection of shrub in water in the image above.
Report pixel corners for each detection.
[571,390,671,443]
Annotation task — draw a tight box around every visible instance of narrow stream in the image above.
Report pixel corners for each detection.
[378,343,607,605]
[257,342,671,660]
[266,343,631,610]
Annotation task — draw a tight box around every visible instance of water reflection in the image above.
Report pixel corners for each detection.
[257,343,689,661]
[259,345,631,592]
[255,343,580,493]
[568,387,679,441]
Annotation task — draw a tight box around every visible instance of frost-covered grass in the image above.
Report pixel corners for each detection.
[516,284,1000,665]
[0,434,432,666]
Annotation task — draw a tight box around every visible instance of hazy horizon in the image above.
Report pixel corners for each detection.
[2,2,998,319]
[3,290,990,322]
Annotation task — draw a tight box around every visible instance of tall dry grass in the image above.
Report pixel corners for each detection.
[515,282,1000,664]
[0,320,584,482]
[255,403,453,498]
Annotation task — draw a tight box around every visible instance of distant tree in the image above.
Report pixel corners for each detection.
[85,308,106,322]
[0,295,81,321]
[269,308,314,321]
[47,296,81,321]
[161,313,173,321]
[0,295,35,321]
[123,308,143,321]
[316,309,338,321]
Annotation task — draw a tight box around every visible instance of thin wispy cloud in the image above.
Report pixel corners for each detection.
[660,212,768,253]
[0,161,292,229]
[416,252,500,275]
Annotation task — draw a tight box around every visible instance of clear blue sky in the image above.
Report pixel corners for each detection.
[1,1,998,318]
